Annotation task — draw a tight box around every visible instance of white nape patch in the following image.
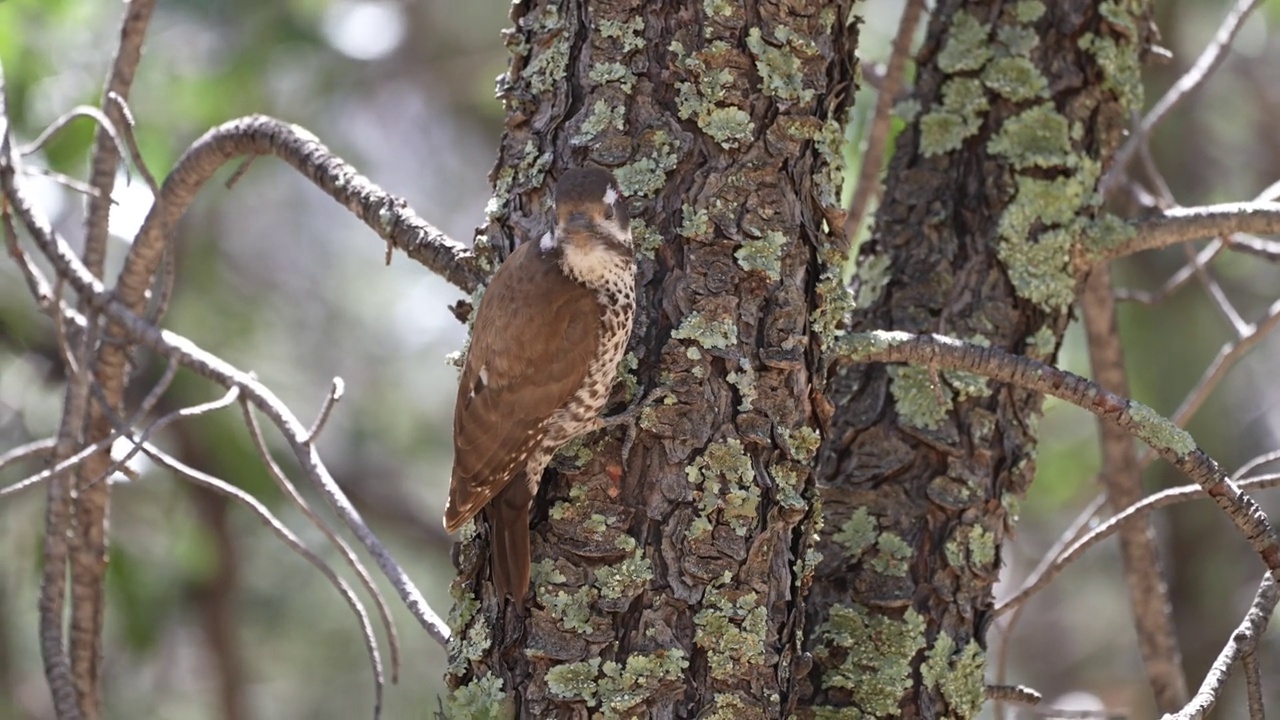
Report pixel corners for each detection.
[540,231,557,251]
[602,185,619,206]
[479,365,489,387]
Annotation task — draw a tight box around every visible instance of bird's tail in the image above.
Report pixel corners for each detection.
[487,477,532,610]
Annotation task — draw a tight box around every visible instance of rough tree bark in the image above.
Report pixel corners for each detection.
[446,0,1154,717]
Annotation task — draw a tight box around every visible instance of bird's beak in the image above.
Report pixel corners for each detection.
[563,212,593,234]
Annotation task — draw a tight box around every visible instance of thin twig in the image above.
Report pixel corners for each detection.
[1095,201,1280,265]
[136,441,386,719]
[242,400,401,683]
[841,0,924,243]
[18,107,126,177]
[1163,574,1279,720]
[0,438,56,476]
[995,473,1280,616]
[986,684,1127,719]
[307,377,345,444]
[1242,651,1264,720]
[1101,0,1263,197]
[1114,240,1223,305]
[0,154,452,647]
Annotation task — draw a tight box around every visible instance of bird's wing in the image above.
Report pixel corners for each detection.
[444,243,601,531]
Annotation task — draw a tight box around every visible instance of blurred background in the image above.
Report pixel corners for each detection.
[0,0,1279,718]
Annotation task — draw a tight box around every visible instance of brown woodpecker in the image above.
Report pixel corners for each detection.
[444,167,637,609]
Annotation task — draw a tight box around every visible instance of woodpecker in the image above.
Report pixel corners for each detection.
[444,167,637,609]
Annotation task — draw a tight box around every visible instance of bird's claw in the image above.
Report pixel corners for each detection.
[599,385,673,460]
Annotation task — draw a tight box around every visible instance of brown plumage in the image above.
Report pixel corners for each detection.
[445,167,636,608]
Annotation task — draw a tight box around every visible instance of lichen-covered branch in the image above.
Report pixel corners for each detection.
[841,330,1280,580]
[1092,201,1280,264]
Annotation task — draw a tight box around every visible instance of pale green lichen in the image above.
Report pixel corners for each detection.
[812,114,849,211]
[812,257,855,350]
[725,358,758,411]
[981,56,1049,102]
[998,226,1077,311]
[595,545,653,601]
[701,106,756,148]
[672,311,738,350]
[988,103,1072,169]
[687,438,759,535]
[870,533,913,577]
[1015,0,1046,22]
[629,218,665,259]
[968,525,996,567]
[920,634,986,718]
[1081,212,1137,261]
[679,204,713,240]
[834,507,877,557]
[936,11,992,73]
[735,230,788,281]
[854,252,892,307]
[769,461,807,511]
[614,131,680,197]
[589,61,637,93]
[997,24,1039,57]
[816,606,928,715]
[1027,324,1057,360]
[745,27,814,104]
[841,329,911,361]
[944,335,992,401]
[523,7,569,95]
[694,585,769,677]
[1128,401,1196,457]
[1079,32,1143,112]
[673,41,756,149]
[919,77,990,157]
[546,659,604,704]
[597,16,646,53]
[447,674,509,720]
[537,585,598,634]
[703,0,736,19]
[779,426,822,462]
[575,99,627,144]
[889,365,953,431]
[447,582,485,672]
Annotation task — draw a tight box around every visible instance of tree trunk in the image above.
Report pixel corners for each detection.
[446,0,1153,717]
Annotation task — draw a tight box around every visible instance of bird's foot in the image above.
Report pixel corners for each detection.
[596,385,673,460]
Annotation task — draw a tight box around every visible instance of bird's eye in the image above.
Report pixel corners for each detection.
[602,204,616,221]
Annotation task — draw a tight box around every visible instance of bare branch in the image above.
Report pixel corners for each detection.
[18,107,126,175]
[842,0,923,243]
[1163,574,1279,720]
[1115,240,1222,305]
[1095,202,1280,265]
[0,147,452,647]
[0,438,56,476]
[117,114,484,315]
[1081,267,1188,710]
[1102,0,1263,197]
[986,685,1127,719]
[1242,651,1264,720]
[241,400,401,684]
[841,331,1280,581]
[82,0,156,278]
[995,473,1280,615]
[307,377,346,444]
[135,441,386,719]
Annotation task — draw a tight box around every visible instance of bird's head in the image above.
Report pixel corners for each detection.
[549,167,631,251]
